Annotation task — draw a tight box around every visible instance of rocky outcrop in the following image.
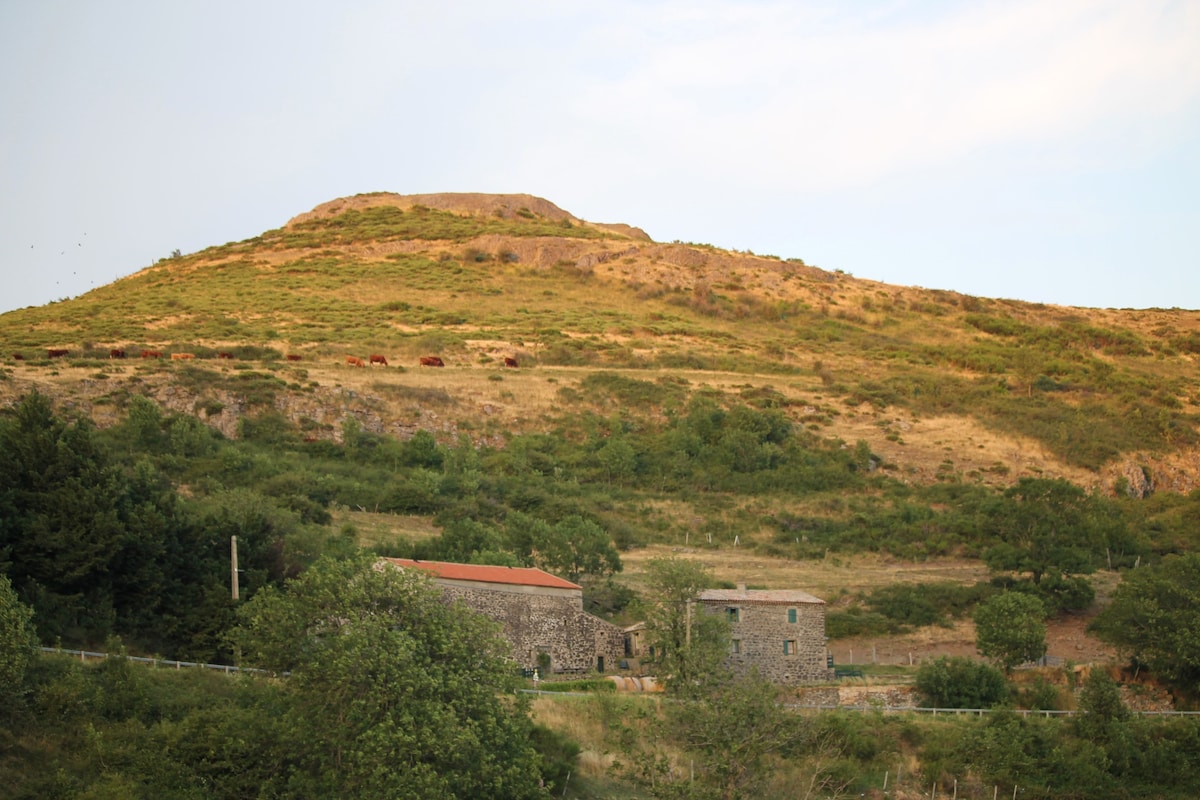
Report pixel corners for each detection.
[285,192,650,241]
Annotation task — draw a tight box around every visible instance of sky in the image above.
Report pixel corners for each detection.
[2,1,1198,315]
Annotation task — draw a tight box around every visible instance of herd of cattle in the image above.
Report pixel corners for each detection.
[11,349,520,369]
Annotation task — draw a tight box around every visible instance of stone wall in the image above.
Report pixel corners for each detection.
[791,685,918,709]
[700,599,832,684]
[438,582,624,674]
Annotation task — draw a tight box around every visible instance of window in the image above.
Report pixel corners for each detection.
[731,639,742,655]
[783,640,797,655]
[726,607,740,623]
[787,607,797,624]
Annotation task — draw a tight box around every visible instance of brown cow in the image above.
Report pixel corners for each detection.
[47,348,69,358]
[12,353,24,361]
[503,356,519,368]
[369,354,388,366]
[218,352,235,360]
[171,352,195,360]
[141,350,162,359]
[285,354,302,362]
[419,356,445,367]
[346,356,365,367]
[109,349,126,359]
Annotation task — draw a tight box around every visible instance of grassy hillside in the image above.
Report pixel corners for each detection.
[3,191,1199,491]
[6,194,1200,798]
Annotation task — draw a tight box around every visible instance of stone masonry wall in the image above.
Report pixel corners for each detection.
[439,583,624,674]
[701,599,832,684]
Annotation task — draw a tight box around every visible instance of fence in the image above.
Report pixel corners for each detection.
[37,648,1200,719]
[38,646,271,675]
[786,703,1200,718]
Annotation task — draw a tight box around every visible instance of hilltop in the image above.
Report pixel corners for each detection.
[2,191,1200,494]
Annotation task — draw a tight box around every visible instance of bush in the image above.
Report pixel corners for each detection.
[826,607,899,639]
[528,723,581,790]
[916,656,1009,709]
[975,592,1047,670]
[867,582,993,627]
[990,574,1095,614]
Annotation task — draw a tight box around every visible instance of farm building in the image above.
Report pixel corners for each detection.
[381,558,625,675]
[697,585,833,684]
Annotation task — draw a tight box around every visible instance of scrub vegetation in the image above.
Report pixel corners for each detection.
[4,192,1200,797]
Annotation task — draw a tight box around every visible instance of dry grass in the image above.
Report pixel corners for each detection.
[332,509,440,548]
[530,696,620,779]
[618,544,990,599]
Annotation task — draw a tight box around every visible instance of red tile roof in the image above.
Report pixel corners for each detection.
[381,558,581,590]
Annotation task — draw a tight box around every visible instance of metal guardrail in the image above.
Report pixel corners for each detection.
[38,646,270,675]
[784,703,1200,717]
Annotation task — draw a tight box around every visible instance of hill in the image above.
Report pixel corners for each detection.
[6,193,1200,800]
[3,191,1199,494]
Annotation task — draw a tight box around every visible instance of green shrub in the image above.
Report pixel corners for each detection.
[826,607,900,638]
[915,656,1009,708]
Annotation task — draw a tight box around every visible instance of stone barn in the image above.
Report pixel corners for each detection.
[382,558,625,675]
[697,585,833,684]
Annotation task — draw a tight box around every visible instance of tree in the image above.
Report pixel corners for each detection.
[915,656,1009,709]
[532,515,621,582]
[974,592,1047,671]
[0,575,37,713]
[0,391,131,640]
[637,556,730,695]
[233,555,547,799]
[667,673,807,800]
[596,436,637,483]
[1074,670,1130,741]
[1089,554,1200,694]
[982,477,1119,585]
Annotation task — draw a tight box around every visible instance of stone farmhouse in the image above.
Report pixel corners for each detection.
[382,558,625,675]
[697,585,833,684]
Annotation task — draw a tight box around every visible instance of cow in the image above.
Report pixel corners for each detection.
[47,348,69,358]
[285,354,302,362]
[503,356,519,368]
[12,353,24,361]
[218,352,235,360]
[171,352,195,360]
[346,356,365,367]
[109,349,126,359]
[141,350,162,359]
[419,356,445,367]
[369,354,388,366]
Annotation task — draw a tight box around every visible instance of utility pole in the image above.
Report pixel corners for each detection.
[231,535,240,601]
[685,598,692,648]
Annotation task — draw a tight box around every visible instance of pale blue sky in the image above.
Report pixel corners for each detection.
[2,1,1198,315]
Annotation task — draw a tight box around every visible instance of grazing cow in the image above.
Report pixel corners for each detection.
[218,352,235,360]
[141,350,162,359]
[419,356,445,367]
[109,349,126,359]
[285,354,302,362]
[171,352,195,360]
[369,354,388,366]
[346,356,366,367]
[503,356,519,368]
[12,353,24,361]
[47,348,69,358]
